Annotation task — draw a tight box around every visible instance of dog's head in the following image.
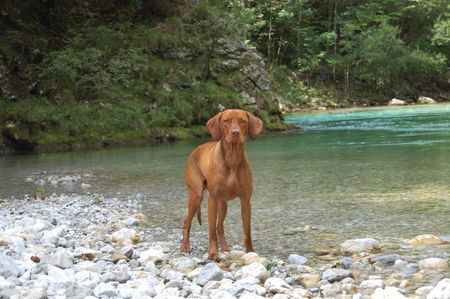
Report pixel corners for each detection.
[207,109,263,143]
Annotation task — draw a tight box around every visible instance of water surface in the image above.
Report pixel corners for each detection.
[1,103,449,262]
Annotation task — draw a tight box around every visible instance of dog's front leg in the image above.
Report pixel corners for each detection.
[207,195,220,261]
[241,197,255,253]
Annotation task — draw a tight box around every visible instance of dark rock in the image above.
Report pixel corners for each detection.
[372,254,402,266]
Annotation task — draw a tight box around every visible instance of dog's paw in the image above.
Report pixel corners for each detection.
[207,251,221,261]
[180,243,192,253]
[221,246,231,252]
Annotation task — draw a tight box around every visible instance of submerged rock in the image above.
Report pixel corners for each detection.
[340,238,381,253]
[287,254,308,265]
[418,258,448,270]
[322,269,352,283]
[372,254,402,266]
[408,234,446,245]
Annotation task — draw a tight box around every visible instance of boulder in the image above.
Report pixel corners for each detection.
[388,98,406,105]
[417,96,437,104]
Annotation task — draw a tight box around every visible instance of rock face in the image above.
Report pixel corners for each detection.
[388,98,406,105]
[211,38,271,109]
[340,238,381,253]
[408,234,446,245]
[417,96,437,104]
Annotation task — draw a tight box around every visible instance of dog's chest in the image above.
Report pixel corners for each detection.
[213,170,241,199]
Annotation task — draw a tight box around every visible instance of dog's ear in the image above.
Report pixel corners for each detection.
[207,112,223,140]
[247,112,263,140]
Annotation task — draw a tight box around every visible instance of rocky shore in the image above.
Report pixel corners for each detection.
[0,194,448,299]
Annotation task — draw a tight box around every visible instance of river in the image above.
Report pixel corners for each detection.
[1,103,449,263]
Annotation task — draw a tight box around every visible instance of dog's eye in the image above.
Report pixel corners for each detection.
[239,119,247,124]
[223,119,229,124]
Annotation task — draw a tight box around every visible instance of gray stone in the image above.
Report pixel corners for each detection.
[415,286,433,296]
[93,282,118,297]
[40,250,73,269]
[101,265,130,283]
[399,263,419,274]
[287,254,308,265]
[372,287,406,299]
[239,262,268,281]
[193,262,223,286]
[210,289,236,299]
[340,238,381,253]
[174,257,198,273]
[372,254,402,266]
[33,220,53,232]
[322,269,352,283]
[264,277,292,294]
[19,287,47,299]
[360,279,384,295]
[73,247,96,261]
[417,96,437,105]
[340,257,356,269]
[0,232,12,246]
[41,225,67,245]
[47,266,76,284]
[0,253,21,278]
[388,98,406,105]
[66,285,93,298]
[427,278,450,299]
[46,282,67,296]
[419,258,448,270]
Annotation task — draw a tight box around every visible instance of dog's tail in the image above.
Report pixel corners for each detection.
[196,206,202,225]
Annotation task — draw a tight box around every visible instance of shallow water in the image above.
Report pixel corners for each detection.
[1,104,449,263]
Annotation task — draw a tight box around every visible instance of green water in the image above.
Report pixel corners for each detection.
[1,104,449,261]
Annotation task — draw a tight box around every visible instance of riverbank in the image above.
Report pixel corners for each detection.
[0,193,448,298]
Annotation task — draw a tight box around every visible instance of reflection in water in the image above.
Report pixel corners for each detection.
[1,104,449,262]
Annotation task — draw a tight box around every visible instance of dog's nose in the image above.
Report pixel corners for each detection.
[232,129,240,136]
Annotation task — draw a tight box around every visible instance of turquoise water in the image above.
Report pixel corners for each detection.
[1,104,449,261]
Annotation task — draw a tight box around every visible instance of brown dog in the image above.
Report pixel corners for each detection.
[180,109,263,261]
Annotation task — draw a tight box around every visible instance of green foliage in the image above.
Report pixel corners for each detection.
[354,22,445,94]
[237,0,449,98]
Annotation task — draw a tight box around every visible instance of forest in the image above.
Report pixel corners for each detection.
[0,0,448,153]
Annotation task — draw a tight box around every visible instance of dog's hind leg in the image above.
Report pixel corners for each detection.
[181,166,204,253]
